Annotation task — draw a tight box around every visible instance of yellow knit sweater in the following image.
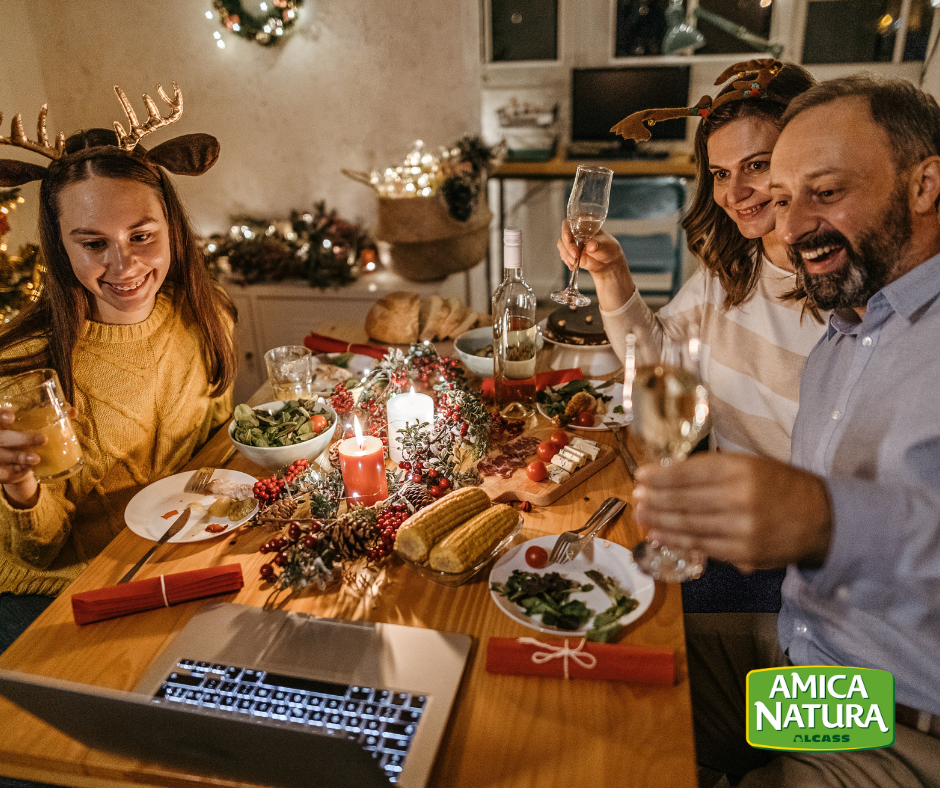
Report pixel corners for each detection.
[0,290,232,596]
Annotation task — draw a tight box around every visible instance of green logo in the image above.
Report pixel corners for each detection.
[746,666,895,751]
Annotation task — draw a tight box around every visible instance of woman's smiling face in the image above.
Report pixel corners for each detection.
[57,175,171,325]
[708,116,781,240]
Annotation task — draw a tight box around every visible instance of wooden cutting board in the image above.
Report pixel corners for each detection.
[478,427,614,506]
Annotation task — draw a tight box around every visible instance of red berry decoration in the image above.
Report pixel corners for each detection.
[259,563,275,580]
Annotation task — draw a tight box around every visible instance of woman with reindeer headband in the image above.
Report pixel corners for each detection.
[558,61,826,612]
[559,60,827,466]
[0,83,236,649]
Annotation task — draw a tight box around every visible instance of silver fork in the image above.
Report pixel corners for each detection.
[185,466,215,495]
[547,497,619,565]
[557,498,628,564]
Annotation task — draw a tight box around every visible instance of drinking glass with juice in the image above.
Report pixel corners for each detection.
[0,369,83,483]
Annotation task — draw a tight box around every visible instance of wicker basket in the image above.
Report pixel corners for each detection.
[374,194,491,282]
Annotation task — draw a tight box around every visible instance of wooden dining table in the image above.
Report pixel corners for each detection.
[0,360,697,788]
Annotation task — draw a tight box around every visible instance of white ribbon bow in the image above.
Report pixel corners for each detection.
[517,637,598,680]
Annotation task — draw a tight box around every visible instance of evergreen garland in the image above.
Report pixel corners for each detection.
[203,202,369,287]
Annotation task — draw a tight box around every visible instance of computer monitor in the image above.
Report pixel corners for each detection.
[571,66,691,145]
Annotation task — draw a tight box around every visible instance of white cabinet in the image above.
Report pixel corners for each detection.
[222,270,471,404]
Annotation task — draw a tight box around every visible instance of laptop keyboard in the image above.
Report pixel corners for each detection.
[153,658,427,783]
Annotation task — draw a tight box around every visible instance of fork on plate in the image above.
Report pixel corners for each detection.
[185,466,215,495]
[547,497,620,565]
[559,498,628,564]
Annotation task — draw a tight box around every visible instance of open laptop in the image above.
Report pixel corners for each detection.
[0,602,472,788]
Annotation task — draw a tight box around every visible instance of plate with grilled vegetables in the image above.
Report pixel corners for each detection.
[393,487,524,586]
[536,379,627,431]
[489,536,654,639]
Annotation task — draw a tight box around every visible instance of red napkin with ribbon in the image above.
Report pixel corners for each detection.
[479,368,583,401]
[486,637,676,685]
[71,564,244,626]
[304,332,388,361]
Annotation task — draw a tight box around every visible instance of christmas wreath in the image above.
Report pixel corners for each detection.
[212,0,304,47]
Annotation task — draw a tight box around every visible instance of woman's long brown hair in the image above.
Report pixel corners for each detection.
[682,63,819,312]
[0,129,237,402]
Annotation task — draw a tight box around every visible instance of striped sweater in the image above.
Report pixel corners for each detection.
[0,290,232,596]
[601,260,828,462]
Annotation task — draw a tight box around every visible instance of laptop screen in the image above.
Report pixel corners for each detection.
[571,66,691,143]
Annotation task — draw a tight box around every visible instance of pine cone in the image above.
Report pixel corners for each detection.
[403,483,433,512]
[256,497,297,525]
[331,506,378,562]
[328,441,341,470]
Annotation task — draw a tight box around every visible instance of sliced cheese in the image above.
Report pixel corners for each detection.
[550,453,577,473]
[559,447,584,469]
[570,438,600,460]
[561,445,587,464]
[547,464,571,484]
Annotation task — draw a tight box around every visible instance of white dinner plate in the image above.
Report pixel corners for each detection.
[536,379,629,432]
[124,469,259,543]
[489,535,654,636]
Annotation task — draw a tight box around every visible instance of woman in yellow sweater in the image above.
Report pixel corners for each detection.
[0,85,236,650]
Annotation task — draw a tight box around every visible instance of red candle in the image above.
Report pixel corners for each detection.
[338,416,388,507]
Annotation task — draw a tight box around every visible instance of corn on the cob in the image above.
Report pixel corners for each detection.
[428,503,517,573]
[393,487,491,562]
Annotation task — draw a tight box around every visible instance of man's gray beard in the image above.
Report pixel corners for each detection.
[791,182,912,311]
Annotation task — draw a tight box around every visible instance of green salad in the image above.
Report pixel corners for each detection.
[231,400,332,448]
[492,567,639,642]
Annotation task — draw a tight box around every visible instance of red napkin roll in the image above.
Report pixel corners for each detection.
[71,564,244,626]
[479,368,584,401]
[486,636,676,685]
[304,331,388,361]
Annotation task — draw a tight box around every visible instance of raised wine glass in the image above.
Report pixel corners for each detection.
[624,330,710,582]
[552,164,614,307]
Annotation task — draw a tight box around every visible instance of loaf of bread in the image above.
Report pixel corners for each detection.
[366,291,491,344]
[364,291,420,344]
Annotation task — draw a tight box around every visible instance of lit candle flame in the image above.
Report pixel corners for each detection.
[353,414,364,449]
[409,386,416,396]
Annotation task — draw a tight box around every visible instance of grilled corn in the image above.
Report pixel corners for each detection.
[393,487,491,562]
[428,503,518,573]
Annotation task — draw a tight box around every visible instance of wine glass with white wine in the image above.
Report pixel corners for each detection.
[625,330,710,582]
[552,164,614,307]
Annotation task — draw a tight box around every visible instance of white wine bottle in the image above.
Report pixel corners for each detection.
[492,228,537,418]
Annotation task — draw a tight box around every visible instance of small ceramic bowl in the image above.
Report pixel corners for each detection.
[228,400,337,469]
[538,319,623,377]
[455,326,544,378]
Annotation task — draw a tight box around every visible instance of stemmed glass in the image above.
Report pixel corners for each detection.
[624,330,709,582]
[552,164,614,307]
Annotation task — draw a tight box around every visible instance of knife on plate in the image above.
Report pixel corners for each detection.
[119,507,191,584]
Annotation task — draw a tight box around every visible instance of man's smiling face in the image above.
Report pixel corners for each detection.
[770,96,913,311]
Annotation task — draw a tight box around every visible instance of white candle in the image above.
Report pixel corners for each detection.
[386,387,434,464]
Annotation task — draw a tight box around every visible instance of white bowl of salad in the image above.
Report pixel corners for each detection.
[228,399,337,469]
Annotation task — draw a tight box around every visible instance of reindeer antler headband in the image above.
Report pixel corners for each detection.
[611,59,783,142]
[0,82,219,187]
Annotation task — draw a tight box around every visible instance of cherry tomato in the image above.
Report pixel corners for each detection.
[536,441,557,462]
[525,545,549,569]
[309,414,328,434]
[526,460,548,482]
[575,412,595,427]
[549,430,569,449]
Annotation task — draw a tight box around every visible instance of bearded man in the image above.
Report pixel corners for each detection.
[632,76,940,787]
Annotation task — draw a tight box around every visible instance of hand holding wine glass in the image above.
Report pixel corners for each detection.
[624,330,709,582]
[552,165,613,307]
